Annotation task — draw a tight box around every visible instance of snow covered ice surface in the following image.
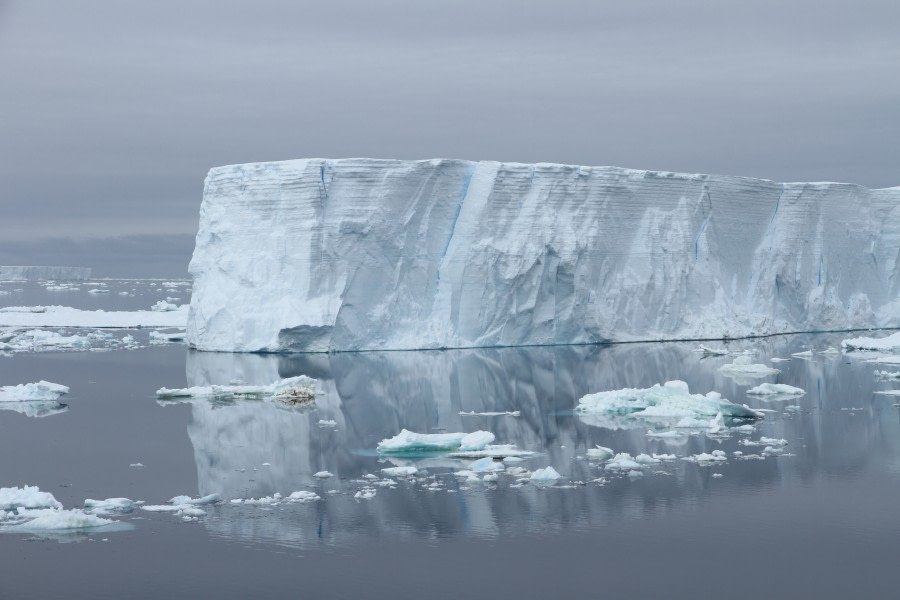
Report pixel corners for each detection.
[0,486,130,537]
[746,383,805,397]
[718,355,781,380]
[0,381,69,418]
[187,159,900,353]
[842,331,900,352]
[0,304,188,328]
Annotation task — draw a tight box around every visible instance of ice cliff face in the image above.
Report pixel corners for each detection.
[187,158,900,352]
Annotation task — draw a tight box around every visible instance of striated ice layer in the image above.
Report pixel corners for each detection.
[187,158,900,352]
[0,266,91,281]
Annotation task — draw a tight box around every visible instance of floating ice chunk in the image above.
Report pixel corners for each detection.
[149,330,187,344]
[354,488,376,500]
[674,417,710,428]
[874,390,900,396]
[791,350,814,359]
[157,375,316,406]
[695,344,728,356]
[530,466,561,482]
[842,332,900,352]
[447,444,533,459]
[0,486,62,511]
[88,289,109,294]
[747,383,806,396]
[129,463,144,468]
[820,347,841,356]
[503,456,524,464]
[83,498,135,515]
[454,470,480,483]
[482,473,499,483]
[381,466,418,477]
[0,381,69,402]
[313,471,333,479]
[5,509,122,532]
[151,300,180,312]
[874,371,900,380]
[376,429,494,454]
[770,357,791,363]
[317,419,338,428]
[169,493,220,506]
[459,410,520,417]
[287,491,320,503]
[740,437,788,447]
[652,453,678,461]
[684,450,727,463]
[586,445,614,460]
[469,457,504,473]
[718,356,781,378]
[634,454,661,465]
[459,431,496,451]
[605,453,643,470]
[627,470,643,478]
[576,380,762,429]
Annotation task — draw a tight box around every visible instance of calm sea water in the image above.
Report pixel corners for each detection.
[3,281,900,598]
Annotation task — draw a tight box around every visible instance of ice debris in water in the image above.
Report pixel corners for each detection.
[381,466,418,477]
[140,493,221,519]
[575,380,762,428]
[820,347,841,356]
[83,498,135,515]
[874,371,900,380]
[149,330,186,344]
[376,429,533,458]
[0,305,188,328]
[842,332,900,352]
[791,350,814,359]
[586,445,614,460]
[317,419,338,428]
[469,457,504,473]
[157,375,317,406]
[530,467,561,482]
[0,486,126,534]
[718,356,780,378]
[313,471,333,479]
[746,383,806,396]
[459,410,521,417]
[683,450,728,463]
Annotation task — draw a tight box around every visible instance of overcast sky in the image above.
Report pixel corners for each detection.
[1,0,899,254]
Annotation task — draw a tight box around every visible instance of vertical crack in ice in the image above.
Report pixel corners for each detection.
[694,188,713,260]
[436,163,477,287]
[319,163,328,199]
[771,184,784,225]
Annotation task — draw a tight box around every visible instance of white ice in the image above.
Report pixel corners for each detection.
[530,466,561,482]
[842,332,900,352]
[576,380,761,429]
[718,356,780,378]
[0,381,69,402]
[0,305,188,329]
[376,429,494,454]
[157,375,316,405]
[381,466,418,477]
[747,383,806,396]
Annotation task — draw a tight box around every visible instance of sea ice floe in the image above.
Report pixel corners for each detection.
[842,332,900,352]
[317,419,338,428]
[0,485,63,511]
[157,375,317,406]
[150,300,180,312]
[646,430,685,439]
[746,383,806,396]
[604,453,643,471]
[0,305,188,328]
[83,498,135,515]
[718,356,781,378]
[683,450,727,463]
[459,410,521,417]
[149,330,187,344]
[586,445,614,460]
[377,430,494,454]
[313,471,333,479]
[576,380,761,429]
[381,466,418,477]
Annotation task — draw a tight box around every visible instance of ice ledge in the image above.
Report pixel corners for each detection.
[187,158,900,353]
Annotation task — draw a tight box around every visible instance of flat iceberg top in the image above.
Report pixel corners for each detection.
[0,381,69,403]
[188,158,900,352]
[842,331,900,352]
[0,305,188,328]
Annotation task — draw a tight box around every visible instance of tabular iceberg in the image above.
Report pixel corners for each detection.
[186,158,900,352]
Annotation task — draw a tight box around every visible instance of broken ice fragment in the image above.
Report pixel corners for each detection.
[156,375,316,406]
[530,467,561,482]
[381,466,418,477]
[746,383,805,396]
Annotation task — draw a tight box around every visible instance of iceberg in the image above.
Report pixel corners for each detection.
[0,266,91,281]
[842,331,900,352]
[0,381,69,402]
[186,158,900,353]
[575,380,762,429]
[376,430,494,454]
[746,383,805,396]
[530,466,561,482]
[718,356,781,378]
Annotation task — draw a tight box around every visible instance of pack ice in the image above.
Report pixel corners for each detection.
[186,159,900,352]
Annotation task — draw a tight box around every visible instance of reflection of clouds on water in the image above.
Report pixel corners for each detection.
[179,334,900,547]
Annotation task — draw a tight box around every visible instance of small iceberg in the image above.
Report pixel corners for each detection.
[586,445,614,460]
[381,466,418,477]
[530,466,561,482]
[874,371,900,380]
[0,380,69,402]
[157,375,316,406]
[376,430,534,458]
[842,331,900,352]
[718,356,780,378]
[1,486,129,535]
[83,498,135,515]
[746,383,805,396]
[575,380,762,430]
[695,344,728,356]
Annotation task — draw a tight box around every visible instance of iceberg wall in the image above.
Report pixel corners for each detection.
[0,266,91,281]
[187,158,900,352]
